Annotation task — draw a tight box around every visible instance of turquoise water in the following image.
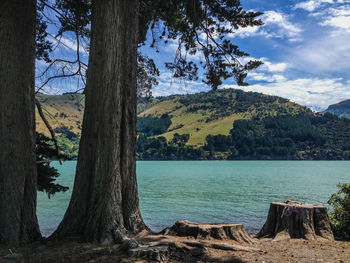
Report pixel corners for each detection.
[37,161,350,236]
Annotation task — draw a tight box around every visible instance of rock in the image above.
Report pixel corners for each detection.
[257,201,334,240]
[163,220,255,244]
[128,245,168,261]
[121,238,139,251]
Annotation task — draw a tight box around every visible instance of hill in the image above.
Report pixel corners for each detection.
[326,99,350,119]
[137,89,309,146]
[36,93,84,158]
[36,89,350,160]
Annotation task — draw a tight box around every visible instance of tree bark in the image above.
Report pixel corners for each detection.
[0,0,41,245]
[162,220,255,244]
[257,201,334,241]
[52,0,145,244]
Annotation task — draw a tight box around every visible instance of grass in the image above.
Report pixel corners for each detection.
[36,94,84,137]
[36,89,312,147]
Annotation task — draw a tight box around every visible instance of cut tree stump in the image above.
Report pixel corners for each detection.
[162,220,255,244]
[257,200,334,241]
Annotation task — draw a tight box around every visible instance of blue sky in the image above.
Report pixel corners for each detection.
[37,0,350,111]
[140,0,350,111]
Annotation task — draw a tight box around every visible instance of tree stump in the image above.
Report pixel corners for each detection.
[162,220,255,244]
[257,201,334,241]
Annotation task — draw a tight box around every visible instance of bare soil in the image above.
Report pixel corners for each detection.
[1,234,349,263]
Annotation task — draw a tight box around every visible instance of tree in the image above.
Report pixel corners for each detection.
[328,183,350,240]
[50,0,263,243]
[52,0,144,243]
[36,133,69,198]
[0,0,41,244]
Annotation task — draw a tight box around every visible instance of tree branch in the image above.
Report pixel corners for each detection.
[35,99,62,165]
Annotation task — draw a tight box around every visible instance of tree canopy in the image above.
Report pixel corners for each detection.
[36,0,263,95]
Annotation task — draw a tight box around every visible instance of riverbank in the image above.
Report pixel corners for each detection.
[1,235,349,262]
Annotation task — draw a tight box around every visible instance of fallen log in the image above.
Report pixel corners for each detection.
[257,200,334,241]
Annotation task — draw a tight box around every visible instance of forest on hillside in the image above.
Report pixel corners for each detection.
[136,111,350,160]
[49,98,350,160]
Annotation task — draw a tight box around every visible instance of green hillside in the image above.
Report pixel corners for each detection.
[36,93,84,136]
[36,89,350,160]
[137,89,309,146]
[326,99,350,119]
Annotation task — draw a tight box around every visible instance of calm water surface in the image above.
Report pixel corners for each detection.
[37,161,350,236]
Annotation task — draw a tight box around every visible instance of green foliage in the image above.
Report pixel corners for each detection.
[137,114,172,136]
[36,5,53,63]
[137,54,160,98]
[137,134,206,160]
[328,183,350,240]
[40,0,263,95]
[36,133,69,198]
[139,0,263,88]
[181,89,292,120]
[172,133,190,146]
[55,0,91,37]
[38,90,350,161]
[205,112,350,160]
[56,133,80,160]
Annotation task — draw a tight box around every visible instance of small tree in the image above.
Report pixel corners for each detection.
[36,133,69,198]
[328,183,350,240]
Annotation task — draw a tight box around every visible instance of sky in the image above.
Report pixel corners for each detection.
[37,0,350,111]
[139,0,350,111]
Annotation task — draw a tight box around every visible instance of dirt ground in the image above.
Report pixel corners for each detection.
[1,235,349,263]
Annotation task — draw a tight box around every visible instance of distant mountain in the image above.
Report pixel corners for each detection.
[326,99,350,119]
[36,89,350,160]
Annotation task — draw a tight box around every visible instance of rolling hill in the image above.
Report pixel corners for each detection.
[137,89,310,146]
[326,99,350,119]
[36,89,350,160]
[36,93,84,136]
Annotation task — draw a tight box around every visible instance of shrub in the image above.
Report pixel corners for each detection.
[328,183,350,240]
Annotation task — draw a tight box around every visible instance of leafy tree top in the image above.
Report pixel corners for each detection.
[36,0,263,94]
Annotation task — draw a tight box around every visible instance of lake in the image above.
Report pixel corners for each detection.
[37,161,350,237]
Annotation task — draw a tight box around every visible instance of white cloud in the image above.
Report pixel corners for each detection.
[289,30,350,73]
[294,0,334,12]
[233,26,260,38]
[231,11,303,42]
[249,72,287,82]
[161,39,205,62]
[223,77,350,110]
[322,15,350,29]
[152,71,209,97]
[263,61,288,72]
[295,1,350,32]
[59,37,79,51]
[319,5,350,30]
[153,63,350,111]
[153,70,350,110]
[48,35,88,55]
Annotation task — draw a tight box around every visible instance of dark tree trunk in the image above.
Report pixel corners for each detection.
[52,0,145,244]
[257,201,334,241]
[0,0,41,245]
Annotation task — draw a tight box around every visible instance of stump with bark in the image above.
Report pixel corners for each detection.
[257,201,334,241]
[162,220,255,244]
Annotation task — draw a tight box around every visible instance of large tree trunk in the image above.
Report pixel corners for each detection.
[0,0,41,245]
[257,201,334,241]
[52,0,145,244]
